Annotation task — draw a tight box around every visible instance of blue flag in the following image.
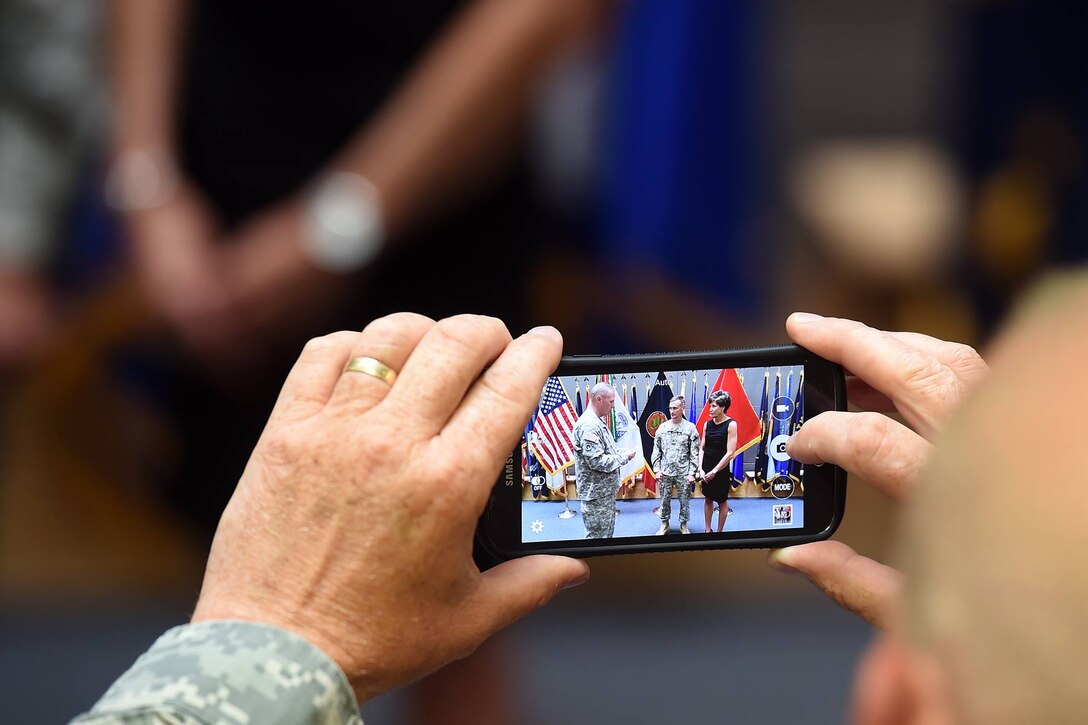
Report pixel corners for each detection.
[731,445,745,486]
[788,371,805,480]
[688,375,699,493]
[754,371,770,486]
[574,382,583,417]
[774,372,791,477]
[688,376,697,422]
[524,410,545,497]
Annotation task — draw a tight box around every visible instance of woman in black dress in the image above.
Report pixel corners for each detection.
[699,390,738,532]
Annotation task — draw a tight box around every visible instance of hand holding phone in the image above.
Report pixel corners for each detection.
[478,343,847,559]
[769,313,987,626]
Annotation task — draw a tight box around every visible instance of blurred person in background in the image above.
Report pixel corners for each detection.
[962,1,1088,336]
[774,282,1088,723]
[0,0,103,367]
[107,0,613,530]
[104,3,612,723]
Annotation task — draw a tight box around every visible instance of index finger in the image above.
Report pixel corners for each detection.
[787,313,973,438]
[378,315,513,436]
[437,326,564,504]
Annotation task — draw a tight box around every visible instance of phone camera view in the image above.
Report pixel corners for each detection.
[522,366,805,542]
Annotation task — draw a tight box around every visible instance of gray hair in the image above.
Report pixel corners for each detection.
[590,383,615,400]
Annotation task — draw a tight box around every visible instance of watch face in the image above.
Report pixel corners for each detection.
[303,173,385,273]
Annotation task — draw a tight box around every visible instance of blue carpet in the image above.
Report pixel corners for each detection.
[522,497,803,541]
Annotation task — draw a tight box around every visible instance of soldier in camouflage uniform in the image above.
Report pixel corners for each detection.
[573,383,636,538]
[651,395,700,535]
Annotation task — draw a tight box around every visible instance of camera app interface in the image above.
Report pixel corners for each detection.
[521,365,805,542]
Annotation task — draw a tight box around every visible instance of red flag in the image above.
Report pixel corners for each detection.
[695,369,762,456]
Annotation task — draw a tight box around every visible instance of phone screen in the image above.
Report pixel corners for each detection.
[521,364,806,543]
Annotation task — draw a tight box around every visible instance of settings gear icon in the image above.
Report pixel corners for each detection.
[530,519,544,534]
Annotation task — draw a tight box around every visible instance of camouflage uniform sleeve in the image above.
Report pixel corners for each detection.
[650,426,663,473]
[580,427,624,473]
[688,424,700,478]
[71,621,362,725]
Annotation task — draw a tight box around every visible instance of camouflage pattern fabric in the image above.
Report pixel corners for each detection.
[650,419,699,479]
[651,419,698,526]
[71,621,361,725]
[573,415,625,538]
[581,494,617,538]
[657,474,691,525]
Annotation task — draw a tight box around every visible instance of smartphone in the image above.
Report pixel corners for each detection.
[477,344,846,560]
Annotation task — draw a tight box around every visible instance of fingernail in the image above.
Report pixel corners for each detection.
[528,325,562,341]
[562,567,591,590]
[768,548,799,574]
[789,312,823,325]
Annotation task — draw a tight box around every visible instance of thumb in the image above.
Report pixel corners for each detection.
[769,541,901,628]
[471,556,590,633]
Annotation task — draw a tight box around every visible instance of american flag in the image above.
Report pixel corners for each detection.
[530,377,579,474]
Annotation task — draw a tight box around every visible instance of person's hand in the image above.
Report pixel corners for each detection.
[125,181,238,354]
[768,312,988,627]
[191,313,590,702]
[626,449,637,463]
[687,474,695,484]
[0,267,55,368]
[218,199,353,351]
[704,470,716,481]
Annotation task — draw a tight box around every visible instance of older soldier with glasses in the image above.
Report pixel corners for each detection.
[572,383,638,539]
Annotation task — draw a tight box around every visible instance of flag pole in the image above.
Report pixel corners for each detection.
[558,470,577,519]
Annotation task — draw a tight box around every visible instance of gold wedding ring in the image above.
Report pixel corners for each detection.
[344,356,398,385]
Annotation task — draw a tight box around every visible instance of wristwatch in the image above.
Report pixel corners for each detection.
[302,172,385,274]
[103,147,180,211]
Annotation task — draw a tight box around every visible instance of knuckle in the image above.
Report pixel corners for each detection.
[823,579,867,619]
[845,413,918,488]
[792,412,834,453]
[363,429,399,463]
[477,367,528,413]
[432,317,481,353]
[363,313,433,345]
[435,315,509,350]
[848,413,895,467]
[946,342,988,378]
[444,451,472,485]
[259,424,305,468]
[526,585,554,614]
[900,351,963,406]
[901,351,947,390]
[301,330,357,357]
[820,576,851,608]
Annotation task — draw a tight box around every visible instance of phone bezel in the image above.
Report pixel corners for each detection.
[478,344,846,559]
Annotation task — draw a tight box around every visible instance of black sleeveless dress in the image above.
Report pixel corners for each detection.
[701,417,734,503]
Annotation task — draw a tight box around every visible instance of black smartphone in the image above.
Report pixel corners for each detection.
[477,344,846,560]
